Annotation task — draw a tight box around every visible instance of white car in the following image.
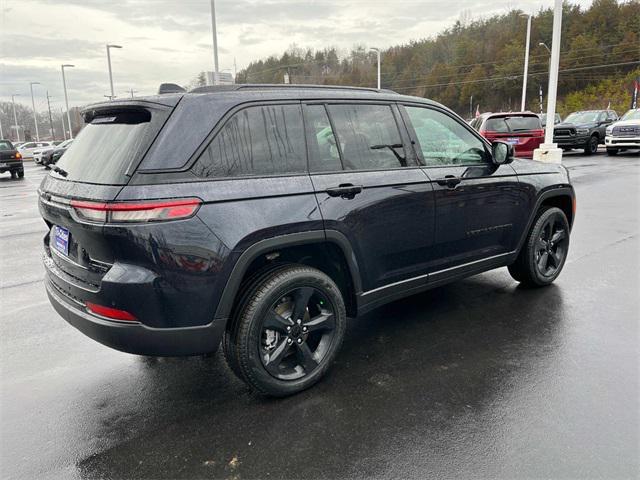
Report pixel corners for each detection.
[34,146,55,164]
[605,108,640,155]
[17,141,53,160]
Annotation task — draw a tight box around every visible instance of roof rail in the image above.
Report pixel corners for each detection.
[189,83,395,94]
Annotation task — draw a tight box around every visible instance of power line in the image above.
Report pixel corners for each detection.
[391,60,640,91]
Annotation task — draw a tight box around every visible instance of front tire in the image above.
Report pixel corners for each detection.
[225,265,346,396]
[584,135,598,155]
[508,207,570,287]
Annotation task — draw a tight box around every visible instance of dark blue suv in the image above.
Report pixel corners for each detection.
[39,85,575,396]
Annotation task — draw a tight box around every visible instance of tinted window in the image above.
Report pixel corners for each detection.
[327,104,406,170]
[484,115,541,132]
[305,105,342,172]
[0,140,14,150]
[405,106,487,166]
[193,104,306,178]
[55,110,151,185]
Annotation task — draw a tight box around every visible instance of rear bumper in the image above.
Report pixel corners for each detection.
[605,136,640,148]
[46,278,226,356]
[0,160,23,172]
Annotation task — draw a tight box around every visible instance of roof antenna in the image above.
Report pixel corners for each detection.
[158,83,186,94]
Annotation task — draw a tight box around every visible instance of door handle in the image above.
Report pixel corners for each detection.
[435,175,461,188]
[326,183,363,199]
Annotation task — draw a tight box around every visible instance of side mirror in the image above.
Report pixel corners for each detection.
[491,141,514,165]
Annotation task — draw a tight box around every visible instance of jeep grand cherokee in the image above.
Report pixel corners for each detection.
[39,84,575,396]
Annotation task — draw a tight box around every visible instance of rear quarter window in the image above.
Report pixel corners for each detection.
[192,104,306,178]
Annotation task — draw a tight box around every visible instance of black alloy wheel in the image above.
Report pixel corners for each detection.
[585,135,598,155]
[508,206,570,287]
[534,213,568,278]
[225,265,346,396]
[260,286,336,380]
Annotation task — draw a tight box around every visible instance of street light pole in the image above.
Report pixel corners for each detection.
[106,44,123,100]
[210,0,219,75]
[521,13,532,111]
[11,94,20,142]
[533,0,563,163]
[29,81,41,141]
[61,64,74,139]
[60,108,67,141]
[370,47,381,90]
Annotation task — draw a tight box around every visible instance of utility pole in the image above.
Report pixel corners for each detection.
[533,0,563,163]
[210,0,219,77]
[469,95,473,119]
[11,94,21,142]
[128,88,137,98]
[521,13,532,111]
[46,91,55,141]
[370,47,381,90]
[61,64,74,139]
[60,108,67,141]
[233,57,237,79]
[30,82,41,141]
[0,116,3,139]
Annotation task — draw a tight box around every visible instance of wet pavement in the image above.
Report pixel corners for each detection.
[1,152,638,479]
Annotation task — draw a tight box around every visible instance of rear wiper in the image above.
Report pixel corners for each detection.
[45,164,68,177]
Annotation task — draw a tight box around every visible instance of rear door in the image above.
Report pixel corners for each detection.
[400,104,527,273]
[304,102,435,292]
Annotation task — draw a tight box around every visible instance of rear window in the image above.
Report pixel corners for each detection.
[0,140,14,150]
[54,110,152,185]
[484,116,541,132]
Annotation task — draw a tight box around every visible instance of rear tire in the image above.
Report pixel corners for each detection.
[10,171,17,179]
[225,265,346,396]
[17,170,24,179]
[606,148,618,156]
[508,207,570,287]
[584,135,598,155]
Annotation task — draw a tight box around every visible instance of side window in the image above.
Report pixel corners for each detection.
[193,104,306,178]
[327,104,406,170]
[405,106,488,166]
[598,112,607,123]
[304,105,342,172]
[607,111,617,121]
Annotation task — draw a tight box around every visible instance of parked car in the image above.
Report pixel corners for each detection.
[539,112,562,128]
[605,108,640,155]
[41,139,73,166]
[470,112,544,158]
[40,85,575,396]
[0,139,24,179]
[553,109,618,155]
[34,145,55,164]
[17,141,53,159]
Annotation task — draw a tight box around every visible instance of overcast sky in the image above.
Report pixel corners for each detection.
[1,0,594,111]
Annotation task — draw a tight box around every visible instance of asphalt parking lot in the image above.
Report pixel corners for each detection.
[1,151,638,480]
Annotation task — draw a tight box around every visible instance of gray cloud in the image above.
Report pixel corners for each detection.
[3,0,595,109]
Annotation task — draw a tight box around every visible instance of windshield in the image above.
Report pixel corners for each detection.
[621,109,640,121]
[55,110,151,185]
[0,140,14,150]
[565,112,600,124]
[485,115,541,132]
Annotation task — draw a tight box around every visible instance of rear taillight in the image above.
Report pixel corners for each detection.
[531,129,544,137]
[14,152,22,159]
[86,302,137,321]
[70,198,202,223]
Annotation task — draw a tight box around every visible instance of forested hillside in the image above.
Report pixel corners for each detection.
[236,0,640,117]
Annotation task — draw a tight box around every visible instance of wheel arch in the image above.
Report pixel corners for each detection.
[515,186,576,254]
[213,231,362,322]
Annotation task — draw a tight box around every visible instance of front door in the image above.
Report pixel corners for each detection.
[400,104,526,273]
[303,102,436,293]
